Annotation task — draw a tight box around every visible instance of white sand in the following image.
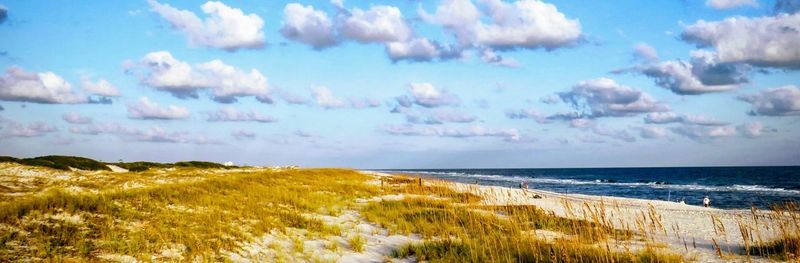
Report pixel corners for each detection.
[362,171,796,262]
[442,181,794,262]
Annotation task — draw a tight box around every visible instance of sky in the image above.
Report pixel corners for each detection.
[0,0,799,168]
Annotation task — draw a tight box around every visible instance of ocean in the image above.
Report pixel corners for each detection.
[376,166,800,209]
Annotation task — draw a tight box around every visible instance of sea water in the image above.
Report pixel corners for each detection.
[376,166,800,209]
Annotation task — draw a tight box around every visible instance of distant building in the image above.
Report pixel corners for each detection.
[223,161,234,167]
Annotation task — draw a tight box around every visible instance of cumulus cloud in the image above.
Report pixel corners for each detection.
[127,51,271,103]
[383,124,520,141]
[505,108,548,123]
[396,82,460,108]
[681,13,800,69]
[280,3,338,49]
[312,86,381,109]
[539,94,560,104]
[706,0,758,9]
[644,112,728,126]
[312,86,347,109]
[206,107,276,123]
[557,78,668,118]
[277,2,465,63]
[0,66,90,104]
[385,38,460,62]
[737,85,800,116]
[633,43,658,62]
[479,48,520,67]
[148,0,265,51]
[81,77,121,97]
[71,122,217,144]
[405,108,477,124]
[569,118,593,128]
[420,0,582,50]
[0,120,58,138]
[590,126,636,142]
[737,122,764,138]
[576,134,605,143]
[127,97,191,120]
[636,126,668,139]
[62,112,92,124]
[670,125,736,142]
[631,50,748,95]
[273,88,310,105]
[231,129,256,140]
[341,5,412,43]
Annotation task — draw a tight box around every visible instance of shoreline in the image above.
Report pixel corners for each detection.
[365,171,796,262]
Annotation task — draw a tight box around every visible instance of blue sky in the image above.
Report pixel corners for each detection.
[0,0,798,168]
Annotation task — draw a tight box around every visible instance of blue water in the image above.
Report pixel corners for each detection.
[376,167,800,209]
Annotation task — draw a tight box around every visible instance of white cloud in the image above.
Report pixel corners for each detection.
[231,129,256,140]
[313,86,347,109]
[737,122,764,138]
[71,122,217,144]
[479,48,520,68]
[569,118,593,128]
[591,126,636,142]
[383,124,520,141]
[385,38,456,62]
[633,43,659,62]
[558,78,669,118]
[0,120,58,138]
[644,112,728,126]
[737,85,800,116]
[505,108,548,123]
[420,0,582,50]
[128,51,271,103]
[0,66,89,104]
[670,125,737,142]
[273,88,310,105]
[341,6,412,43]
[62,112,92,124]
[127,97,191,120]
[634,50,748,95]
[706,0,758,9]
[398,82,460,108]
[206,107,276,123]
[280,3,338,49]
[636,126,668,139]
[539,94,560,104]
[681,13,800,68]
[312,86,381,109]
[148,0,265,51]
[81,77,121,97]
[406,108,477,124]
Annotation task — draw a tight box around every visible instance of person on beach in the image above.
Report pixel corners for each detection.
[703,196,710,207]
[523,182,529,190]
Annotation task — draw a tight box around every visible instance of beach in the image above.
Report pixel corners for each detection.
[416,174,798,262]
[1,160,797,262]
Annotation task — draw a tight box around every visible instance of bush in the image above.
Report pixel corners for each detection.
[17,156,110,171]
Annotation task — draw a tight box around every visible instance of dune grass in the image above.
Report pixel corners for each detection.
[0,167,378,261]
[737,202,800,261]
[365,176,675,262]
[1,160,796,262]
